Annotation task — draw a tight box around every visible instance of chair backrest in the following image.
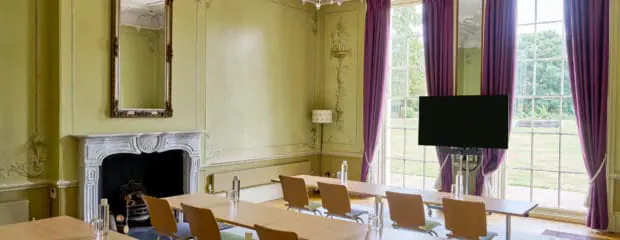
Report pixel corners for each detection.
[385,191,426,229]
[317,182,351,216]
[181,203,221,240]
[442,198,488,239]
[279,175,310,209]
[142,196,178,237]
[254,224,299,240]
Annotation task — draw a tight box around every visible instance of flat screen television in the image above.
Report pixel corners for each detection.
[418,95,509,149]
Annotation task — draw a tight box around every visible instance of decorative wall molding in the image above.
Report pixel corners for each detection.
[0,180,51,193]
[322,151,362,158]
[202,150,318,168]
[54,180,79,189]
[73,131,202,221]
[330,17,351,128]
[0,133,47,181]
[196,0,212,8]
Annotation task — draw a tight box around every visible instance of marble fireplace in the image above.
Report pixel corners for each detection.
[74,132,201,222]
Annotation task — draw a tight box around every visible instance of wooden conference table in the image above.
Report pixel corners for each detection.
[275,175,539,240]
[0,216,136,240]
[165,193,445,240]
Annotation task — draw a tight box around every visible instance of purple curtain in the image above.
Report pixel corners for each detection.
[564,0,609,230]
[361,0,390,182]
[422,0,454,192]
[475,0,517,196]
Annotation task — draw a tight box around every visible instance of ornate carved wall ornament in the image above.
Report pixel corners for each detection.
[330,17,351,129]
[0,133,47,181]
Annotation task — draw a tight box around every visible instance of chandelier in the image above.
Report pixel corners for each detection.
[301,0,358,9]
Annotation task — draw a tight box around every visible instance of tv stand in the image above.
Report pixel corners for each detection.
[438,147,483,195]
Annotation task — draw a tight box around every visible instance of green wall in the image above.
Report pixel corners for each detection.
[456,47,482,95]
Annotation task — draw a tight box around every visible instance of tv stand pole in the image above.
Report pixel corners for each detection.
[439,147,482,195]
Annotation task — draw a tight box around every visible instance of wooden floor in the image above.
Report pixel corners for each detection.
[262,194,620,240]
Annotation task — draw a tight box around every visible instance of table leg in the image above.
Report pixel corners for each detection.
[374,196,383,227]
[505,215,511,240]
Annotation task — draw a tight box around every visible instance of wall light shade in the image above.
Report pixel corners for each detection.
[312,109,333,124]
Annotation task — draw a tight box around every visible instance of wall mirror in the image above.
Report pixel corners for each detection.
[111,0,173,118]
[456,0,483,95]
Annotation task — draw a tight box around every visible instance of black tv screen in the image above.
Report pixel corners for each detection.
[418,95,509,149]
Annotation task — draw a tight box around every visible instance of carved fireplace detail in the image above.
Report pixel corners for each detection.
[74,132,201,222]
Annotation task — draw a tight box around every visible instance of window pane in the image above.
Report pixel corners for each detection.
[507,133,532,169]
[513,98,533,129]
[390,158,405,174]
[405,129,423,161]
[560,173,588,210]
[403,98,419,119]
[535,60,562,95]
[517,25,536,60]
[424,176,437,191]
[506,169,532,202]
[535,23,564,59]
[388,99,405,127]
[390,173,404,187]
[517,0,535,24]
[560,134,584,173]
[389,128,405,159]
[532,134,559,171]
[404,174,424,189]
[425,146,438,163]
[391,38,408,68]
[537,0,564,23]
[425,160,439,179]
[533,98,561,121]
[404,160,424,176]
[561,97,575,121]
[533,171,559,208]
[516,62,534,95]
[563,60,571,95]
[391,69,408,97]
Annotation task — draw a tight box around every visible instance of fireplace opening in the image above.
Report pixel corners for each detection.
[100,150,185,229]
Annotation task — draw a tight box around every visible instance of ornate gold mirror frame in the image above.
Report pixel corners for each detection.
[110,0,173,118]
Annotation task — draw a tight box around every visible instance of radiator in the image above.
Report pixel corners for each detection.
[0,200,29,226]
[211,161,311,202]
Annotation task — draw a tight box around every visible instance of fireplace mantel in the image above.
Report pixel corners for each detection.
[72,131,202,221]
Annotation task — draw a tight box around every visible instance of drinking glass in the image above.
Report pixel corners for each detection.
[89,218,104,239]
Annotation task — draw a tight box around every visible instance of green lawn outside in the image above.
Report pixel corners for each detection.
[387,118,589,193]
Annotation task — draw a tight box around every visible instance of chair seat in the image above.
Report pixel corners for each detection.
[221,231,246,240]
[304,201,322,210]
[218,222,235,231]
[419,220,441,232]
[345,208,369,218]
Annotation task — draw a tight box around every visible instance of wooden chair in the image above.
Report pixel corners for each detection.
[279,175,322,215]
[142,196,192,240]
[385,191,441,236]
[180,203,243,240]
[254,224,299,240]
[317,182,368,223]
[442,198,498,240]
